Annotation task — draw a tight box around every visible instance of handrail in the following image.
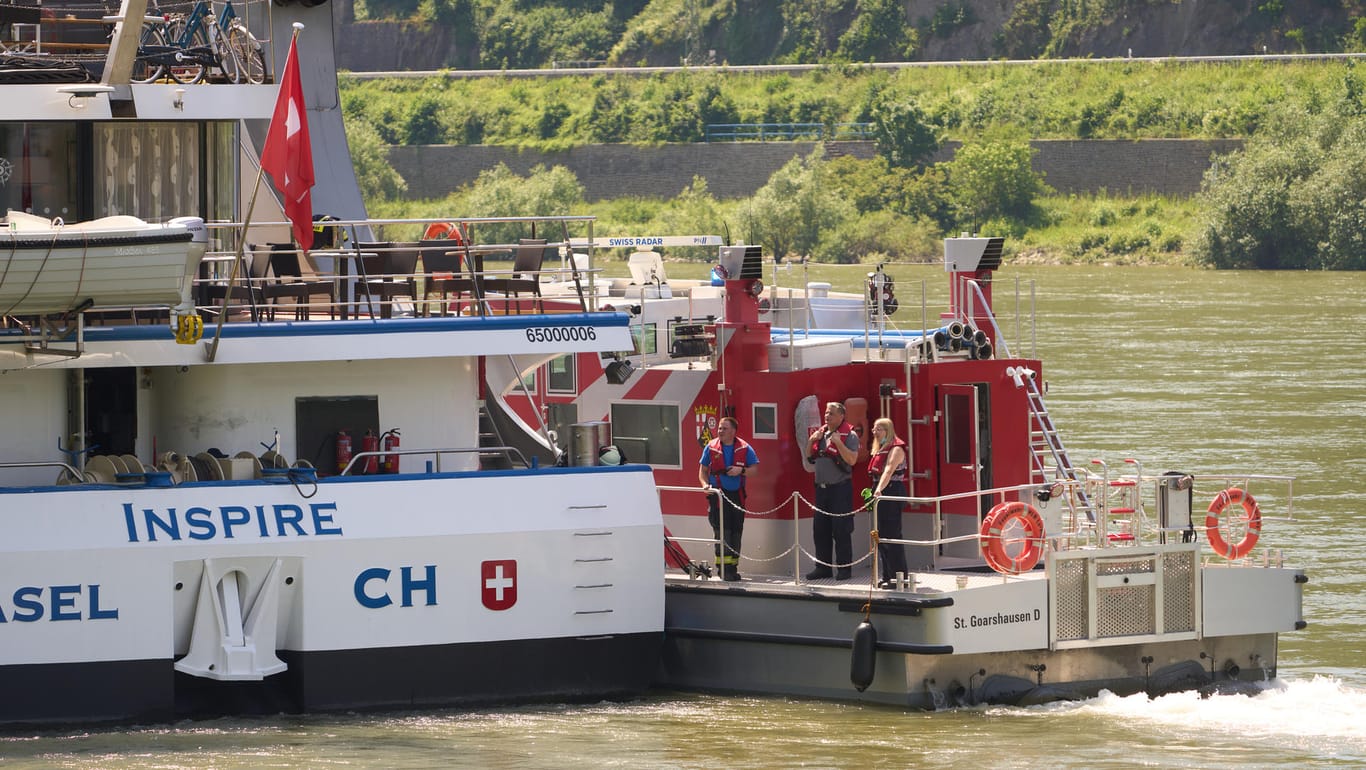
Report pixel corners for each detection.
[963,278,1015,359]
[191,215,607,320]
[339,445,529,476]
[0,460,83,483]
[662,469,1297,578]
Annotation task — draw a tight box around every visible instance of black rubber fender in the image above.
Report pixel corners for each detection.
[850,620,877,692]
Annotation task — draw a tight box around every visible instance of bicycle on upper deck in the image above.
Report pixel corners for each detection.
[131,0,266,85]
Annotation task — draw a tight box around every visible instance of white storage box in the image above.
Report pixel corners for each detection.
[768,337,852,371]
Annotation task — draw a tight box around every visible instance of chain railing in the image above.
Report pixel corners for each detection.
[661,470,1297,583]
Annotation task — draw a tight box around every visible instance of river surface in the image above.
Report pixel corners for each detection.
[2,265,1363,769]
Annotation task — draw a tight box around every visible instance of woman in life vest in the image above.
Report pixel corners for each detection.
[805,401,860,580]
[868,417,909,588]
[697,416,759,582]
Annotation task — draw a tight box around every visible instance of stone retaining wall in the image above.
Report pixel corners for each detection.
[387,139,1243,202]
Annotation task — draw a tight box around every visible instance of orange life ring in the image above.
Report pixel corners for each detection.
[1205,487,1261,559]
[423,221,466,245]
[979,501,1046,574]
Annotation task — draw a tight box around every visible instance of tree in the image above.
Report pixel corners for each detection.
[995,0,1053,59]
[457,163,587,244]
[735,148,854,262]
[346,120,408,203]
[1194,102,1366,270]
[946,131,1048,226]
[870,96,941,168]
[836,0,914,62]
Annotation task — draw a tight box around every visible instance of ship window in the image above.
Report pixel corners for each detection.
[751,403,777,438]
[629,322,657,355]
[610,402,680,467]
[94,122,203,221]
[0,123,80,220]
[944,393,973,465]
[547,354,575,393]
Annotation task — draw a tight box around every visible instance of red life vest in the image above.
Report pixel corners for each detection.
[867,437,908,483]
[707,436,752,476]
[808,421,854,468]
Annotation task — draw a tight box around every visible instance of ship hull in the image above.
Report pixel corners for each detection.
[659,543,1303,708]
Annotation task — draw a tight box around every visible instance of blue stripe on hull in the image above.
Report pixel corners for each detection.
[0,633,662,728]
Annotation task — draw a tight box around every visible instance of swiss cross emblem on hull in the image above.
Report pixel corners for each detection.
[481,559,517,611]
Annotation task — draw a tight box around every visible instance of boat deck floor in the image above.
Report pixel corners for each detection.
[665,566,1036,598]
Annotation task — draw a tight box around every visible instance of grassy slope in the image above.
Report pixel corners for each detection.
[346,59,1361,266]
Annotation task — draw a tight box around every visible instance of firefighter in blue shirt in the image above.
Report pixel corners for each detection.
[698,416,759,582]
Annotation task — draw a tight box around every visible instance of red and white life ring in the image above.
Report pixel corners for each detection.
[1205,487,1262,559]
[980,501,1046,575]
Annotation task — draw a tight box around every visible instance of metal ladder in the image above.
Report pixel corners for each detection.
[477,401,513,470]
[1022,374,1097,522]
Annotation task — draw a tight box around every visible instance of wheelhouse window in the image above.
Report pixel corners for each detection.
[628,322,657,356]
[610,402,680,466]
[751,403,778,438]
[547,354,575,393]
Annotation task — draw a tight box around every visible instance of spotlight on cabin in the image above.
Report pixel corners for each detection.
[605,358,635,385]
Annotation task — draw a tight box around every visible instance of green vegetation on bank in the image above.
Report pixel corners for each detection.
[347,59,1366,269]
[340,59,1363,150]
[363,150,1200,267]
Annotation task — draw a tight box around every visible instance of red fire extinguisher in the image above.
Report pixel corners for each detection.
[380,428,401,474]
[335,430,353,474]
[360,429,379,475]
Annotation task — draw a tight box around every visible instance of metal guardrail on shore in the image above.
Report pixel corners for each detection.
[704,122,873,142]
[344,53,1366,81]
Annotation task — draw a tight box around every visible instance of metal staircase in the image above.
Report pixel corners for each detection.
[1019,371,1097,522]
[477,401,514,470]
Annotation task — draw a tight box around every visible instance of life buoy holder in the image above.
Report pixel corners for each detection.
[1205,487,1261,559]
[979,501,1046,575]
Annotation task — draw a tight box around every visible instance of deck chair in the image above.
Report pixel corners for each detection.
[201,250,266,321]
[266,243,336,320]
[356,242,419,318]
[417,239,464,317]
[482,238,548,314]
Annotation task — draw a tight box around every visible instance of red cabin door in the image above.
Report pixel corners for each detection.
[937,383,981,516]
[936,383,985,562]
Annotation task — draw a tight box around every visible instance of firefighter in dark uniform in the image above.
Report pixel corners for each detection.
[698,416,759,582]
[868,417,909,588]
[806,401,860,580]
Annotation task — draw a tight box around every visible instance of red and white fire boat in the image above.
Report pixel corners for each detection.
[489,235,1306,708]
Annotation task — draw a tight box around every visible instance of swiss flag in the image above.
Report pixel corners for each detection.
[260,33,314,252]
[481,559,517,611]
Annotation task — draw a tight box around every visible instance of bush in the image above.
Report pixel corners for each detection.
[813,209,941,263]
[870,96,941,168]
[346,121,408,204]
[946,130,1050,226]
[642,177,734,260]
[455,163,587,244]
[404,98,445,145]
[837,0,915,62]
[735,148,855,261]
[1192,97,1366,269]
